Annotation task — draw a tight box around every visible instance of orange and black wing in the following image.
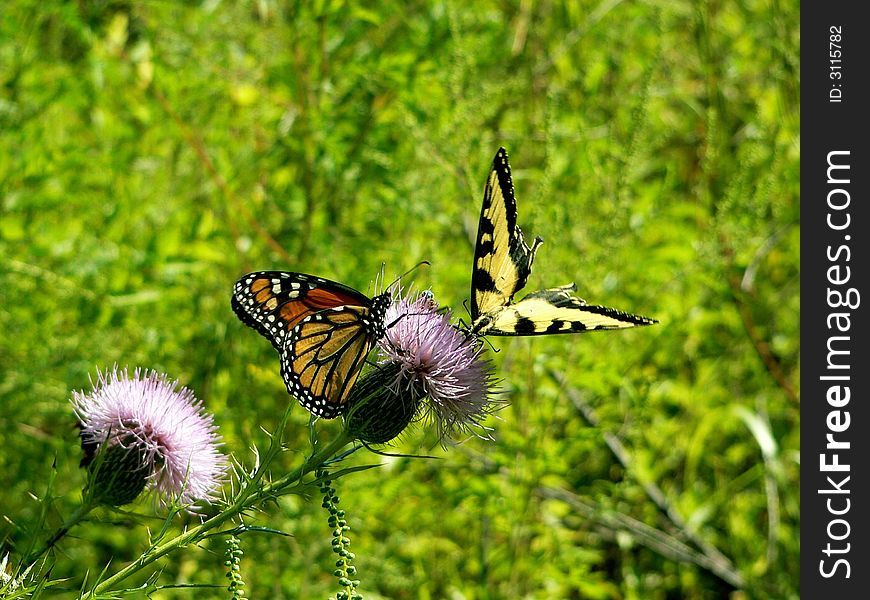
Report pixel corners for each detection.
[280,304,384,418]
[232,271,373,351]
[232,271,390,418]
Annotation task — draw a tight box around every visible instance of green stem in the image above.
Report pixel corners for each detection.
[90,430,353,596]
[24,499,97,566]
[264,430,352,496]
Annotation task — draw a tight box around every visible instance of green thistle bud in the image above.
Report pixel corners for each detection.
[344,362,423,444]
[88,439,151,506]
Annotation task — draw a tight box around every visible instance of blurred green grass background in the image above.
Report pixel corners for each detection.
[1,1,799,598]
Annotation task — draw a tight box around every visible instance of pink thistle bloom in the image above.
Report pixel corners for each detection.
[72,367,225,506]
[377,289,500,441]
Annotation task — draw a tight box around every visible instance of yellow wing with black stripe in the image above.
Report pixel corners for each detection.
[470,147,543,324]
[469,148,657,336]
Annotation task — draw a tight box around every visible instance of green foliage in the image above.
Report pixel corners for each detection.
[1,0,798,598]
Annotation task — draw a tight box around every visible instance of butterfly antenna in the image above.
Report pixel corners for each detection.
[386,260,431,294]
[386,307,438,330]
[383,285,442,330]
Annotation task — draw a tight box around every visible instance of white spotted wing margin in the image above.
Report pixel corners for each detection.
[469,148,657,337]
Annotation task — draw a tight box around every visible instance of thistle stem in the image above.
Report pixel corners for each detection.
[24,499,97,566]
[90,430,353,596]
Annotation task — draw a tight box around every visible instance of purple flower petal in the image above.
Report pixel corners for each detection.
[72,367,225,506]
[377,289,501,441]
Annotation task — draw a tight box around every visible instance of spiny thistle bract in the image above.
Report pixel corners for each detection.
[344,361,422,443]
[87,435,153,506]
[72,367,226,507]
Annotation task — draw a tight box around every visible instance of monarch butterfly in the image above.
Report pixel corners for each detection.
[232,271,391,418]
[469,147,657,336]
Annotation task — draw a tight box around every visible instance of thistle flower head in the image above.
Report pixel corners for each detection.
[72,367,225,507]
[346,289,499,443]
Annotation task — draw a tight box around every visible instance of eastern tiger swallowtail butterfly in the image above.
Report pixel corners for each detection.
[469,147,657,336]
[232,271,391,418]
